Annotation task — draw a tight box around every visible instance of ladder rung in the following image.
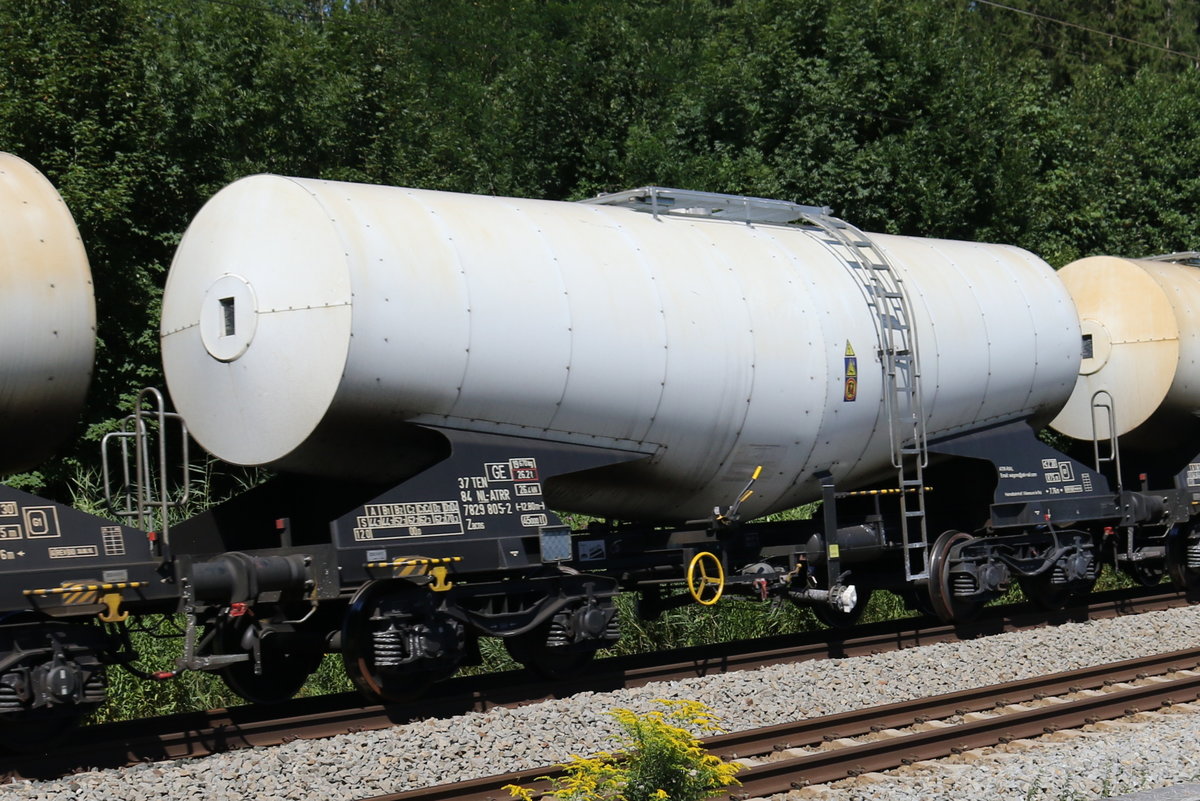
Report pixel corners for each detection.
[900,479,923,487]
[816,215,928,475]
[904,511,925,518]
[905,541,927,547]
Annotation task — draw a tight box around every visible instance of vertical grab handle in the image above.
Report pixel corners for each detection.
[99,387,191,558]
[1091,389,1122,494]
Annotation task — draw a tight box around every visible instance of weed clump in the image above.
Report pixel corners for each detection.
[505,699,740,801]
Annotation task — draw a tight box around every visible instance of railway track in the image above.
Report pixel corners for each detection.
[2,586,1190,782]
[375,648,1200,801]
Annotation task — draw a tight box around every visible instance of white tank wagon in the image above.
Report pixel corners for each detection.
[0,152,96,472]
[0,156,188,738]
[1049,254,1200,447]
[160,179,1081,522]
[151,184,1200,703]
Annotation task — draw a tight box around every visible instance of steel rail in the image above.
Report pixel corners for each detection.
[729,665,1200,797]
[371,648,1200,801]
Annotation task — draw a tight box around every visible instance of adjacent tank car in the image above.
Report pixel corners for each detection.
[0,154,177,739]
[1,164,1197,734]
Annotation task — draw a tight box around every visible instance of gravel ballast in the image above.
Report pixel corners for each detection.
[7,604,1200,801]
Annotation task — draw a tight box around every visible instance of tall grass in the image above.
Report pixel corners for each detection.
[91,616,238,724]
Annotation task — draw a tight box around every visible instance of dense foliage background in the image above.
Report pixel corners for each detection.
[1,0,1198,492]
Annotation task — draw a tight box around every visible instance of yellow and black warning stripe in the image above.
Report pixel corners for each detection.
[363,556,462,575]
[364,557,462,591]
[24,581,147,599]
[25,581,148,620]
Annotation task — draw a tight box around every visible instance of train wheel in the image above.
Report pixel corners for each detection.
[340,580,460,704]
[1020,570,1096,611]
[1018,575,1070,611]
[1123,561,1166,587]
[214,619,322,704]
[927,530,982,623]
[812,588,873,629]
[897,586,937,617]
[503,622,601,680]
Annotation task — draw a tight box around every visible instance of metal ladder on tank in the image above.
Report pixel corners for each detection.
[578,187,931,579]
[801,213,931,582]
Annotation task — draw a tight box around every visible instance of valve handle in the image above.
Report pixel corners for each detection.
[686,552,725,606]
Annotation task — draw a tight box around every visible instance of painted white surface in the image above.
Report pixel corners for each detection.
[162,177,1080,519]
[0,153,95,472]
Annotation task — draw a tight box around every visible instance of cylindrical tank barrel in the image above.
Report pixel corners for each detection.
[1046,256,1200,443]
[0,153,96,473]
[1049,255,1200,445]
[161,177,1080,521]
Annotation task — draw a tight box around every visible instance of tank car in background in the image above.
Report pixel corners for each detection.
[0,154,179,738]
[153,178,1199,705]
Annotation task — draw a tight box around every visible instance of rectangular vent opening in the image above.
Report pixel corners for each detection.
[1081,333,1094,360]
[220,297,236,337]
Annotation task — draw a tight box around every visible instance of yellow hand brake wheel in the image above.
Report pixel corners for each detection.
[686,552,725,606]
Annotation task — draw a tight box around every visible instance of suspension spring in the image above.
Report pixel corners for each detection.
[545,616,570,648]
[82,671,105,704]
[372,626,417,667]
[951,573,978,597]
[0,677,23,712]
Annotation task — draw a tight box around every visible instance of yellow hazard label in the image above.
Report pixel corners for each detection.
[844,342,858,402]
[828,544,841,559]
